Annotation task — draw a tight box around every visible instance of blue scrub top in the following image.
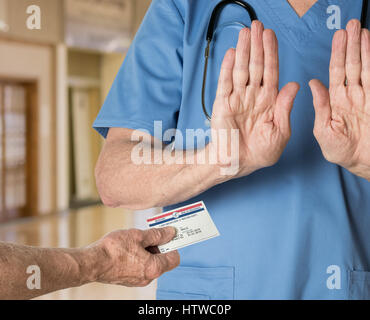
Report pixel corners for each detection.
[94,0,370,299]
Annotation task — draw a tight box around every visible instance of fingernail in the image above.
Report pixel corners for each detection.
[172,227,178,236]
[252,21,262,34]
[337,29,346,41]
[166,226,177,235]
[347,19,361,36]
[333,30,347,49]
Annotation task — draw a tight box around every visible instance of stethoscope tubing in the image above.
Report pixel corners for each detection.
[202,0,369,121]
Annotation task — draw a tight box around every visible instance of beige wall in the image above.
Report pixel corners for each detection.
[1,0,152,45]
[0,40,55,215]
[0,0,152,214]
[133,0,152,34]
[68,50,102,79]
[56,44,69,212]
[101,0,151,99]
[101,53,124,101]
[2,0,64,44]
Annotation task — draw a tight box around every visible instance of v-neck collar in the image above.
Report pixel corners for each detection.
[281,0,328,27]
[263,0,330,30]
[256,0,339,51]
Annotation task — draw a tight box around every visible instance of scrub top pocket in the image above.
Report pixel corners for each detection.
[348,270,370,300]
[156,291,211,300]
[156,266,235,300]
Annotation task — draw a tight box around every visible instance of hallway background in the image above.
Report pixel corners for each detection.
[0,0,159,300]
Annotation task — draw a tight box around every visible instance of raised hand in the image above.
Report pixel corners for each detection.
[309,20,370,181]
[210,21,300,177]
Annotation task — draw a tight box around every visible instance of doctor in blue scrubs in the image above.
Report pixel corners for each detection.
[93,0,370,299]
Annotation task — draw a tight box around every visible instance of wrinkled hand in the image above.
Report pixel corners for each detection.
[310,20,370,181]
[211,21,300,178]
[88,227,179,287]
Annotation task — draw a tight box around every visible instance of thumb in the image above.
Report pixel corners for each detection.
[142,227,177,248]
[309,79,332,130]
[275,82,300,135]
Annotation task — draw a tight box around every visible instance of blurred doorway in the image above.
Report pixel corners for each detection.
[0,81,38,222]
[0,40,56,217]
[69,86,101,206]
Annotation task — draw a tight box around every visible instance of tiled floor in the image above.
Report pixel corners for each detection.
[0,205,159,300]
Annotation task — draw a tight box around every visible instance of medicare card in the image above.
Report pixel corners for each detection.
[146,201,220,253]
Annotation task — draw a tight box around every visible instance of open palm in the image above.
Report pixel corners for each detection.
[310,20,370,180]
[211,21,300,177]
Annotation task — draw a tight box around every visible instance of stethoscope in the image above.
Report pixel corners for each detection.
[201,0,369,121]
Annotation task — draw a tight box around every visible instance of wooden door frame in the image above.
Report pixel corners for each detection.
[0,38,57,216]
[25,81,39,217]
[0,79,39,219]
